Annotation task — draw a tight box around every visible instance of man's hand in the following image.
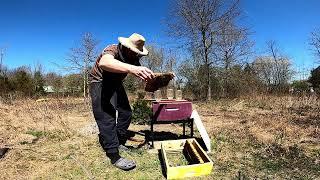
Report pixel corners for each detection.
[129,66,154,81]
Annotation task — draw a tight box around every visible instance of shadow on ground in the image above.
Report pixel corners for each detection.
[126,130,208,151]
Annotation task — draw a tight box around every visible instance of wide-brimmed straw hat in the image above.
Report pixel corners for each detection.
[118,33,149,56]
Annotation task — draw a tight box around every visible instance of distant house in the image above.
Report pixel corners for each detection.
[43,86,55,93]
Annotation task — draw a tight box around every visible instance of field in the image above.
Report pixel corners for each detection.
[0,96,319,179]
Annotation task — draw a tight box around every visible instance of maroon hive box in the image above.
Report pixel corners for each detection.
[152,100,193,121]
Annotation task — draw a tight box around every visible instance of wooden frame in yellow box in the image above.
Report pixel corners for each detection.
[160,138,213,179]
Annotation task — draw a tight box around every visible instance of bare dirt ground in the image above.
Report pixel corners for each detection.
[0,96,319,179]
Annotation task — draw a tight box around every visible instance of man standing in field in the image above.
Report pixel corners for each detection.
[89,33,153,170]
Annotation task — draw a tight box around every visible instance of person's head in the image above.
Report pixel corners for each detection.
[119,43,142,62]
[118,33,148,62]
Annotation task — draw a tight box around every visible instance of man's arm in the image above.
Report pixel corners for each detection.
[99,54,154,81]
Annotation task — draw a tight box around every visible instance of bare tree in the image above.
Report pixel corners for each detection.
[309,29,320,63]
[0,48,5,74]
[142,45,178,72]
[253,57,292,87]
[64,32,99,97]
[214,22,253,97]
[142,45,166,72]
[253,41,293,92]
[165,50,177,73]
[167,0,241,100]
[215,23,253,70]
[267,40,293,86]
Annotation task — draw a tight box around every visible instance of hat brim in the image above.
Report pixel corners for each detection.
[118,37,149,56]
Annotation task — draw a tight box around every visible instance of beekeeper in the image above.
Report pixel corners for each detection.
[89,33,154,170]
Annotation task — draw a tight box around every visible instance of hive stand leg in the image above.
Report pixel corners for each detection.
[183,121,186,137]
[190,118,194,137]
[151,120,154,148]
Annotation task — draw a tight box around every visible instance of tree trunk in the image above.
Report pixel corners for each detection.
[202,31,211,101]
[207,63,211,101]
[222,52,229,98]
[83,71,86,98]
[83,57,89,98]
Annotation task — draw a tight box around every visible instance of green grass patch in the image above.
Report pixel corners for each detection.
[26,130,44,138]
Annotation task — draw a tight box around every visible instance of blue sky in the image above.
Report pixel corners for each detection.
[242,0,320,79]
[0,0,320,78]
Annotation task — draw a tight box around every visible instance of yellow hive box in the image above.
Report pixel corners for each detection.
[161,138,213,179]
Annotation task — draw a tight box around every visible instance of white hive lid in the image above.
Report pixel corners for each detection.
[191,110,211,153]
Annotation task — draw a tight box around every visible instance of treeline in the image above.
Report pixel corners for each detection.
[179,60,320,100]
[0,66,84,98]
[177,41,297,99]
[0,46,319,100]
[138,44,320,100]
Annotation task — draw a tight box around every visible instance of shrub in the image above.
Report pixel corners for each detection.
[292,80,310,91]
[131,99,152,125]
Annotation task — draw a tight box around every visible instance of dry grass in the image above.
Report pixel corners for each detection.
[195,95,320,179]
[0,95,319,179]
[0,98,92,179]
[0,98,163,180]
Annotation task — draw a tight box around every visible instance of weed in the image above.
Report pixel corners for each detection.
[26,130,44,138]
